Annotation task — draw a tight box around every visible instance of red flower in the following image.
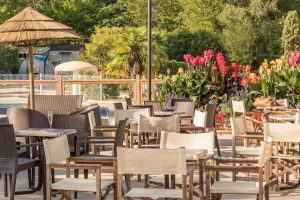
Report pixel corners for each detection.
[231,62,240,78]
[216,53,228,76]
[289,52,300,66]
[245,65,251,75]
[216,112,224,123]
[240,77,248,87]
[204,50,214,63]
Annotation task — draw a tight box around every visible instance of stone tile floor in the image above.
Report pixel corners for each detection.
[1,134,300,199]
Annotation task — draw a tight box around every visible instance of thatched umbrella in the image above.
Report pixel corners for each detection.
[0,7,82,109]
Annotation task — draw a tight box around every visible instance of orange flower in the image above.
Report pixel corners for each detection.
[249,73,259,85]
[240,77,248,87]
[245,65,251,75]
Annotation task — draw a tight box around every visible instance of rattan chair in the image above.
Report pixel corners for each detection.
[0,125,42,200]
[117,147,195,200]
[205,141,274,200]
[114,108,150,125]
[43,135,115,200]
[125,97,133,107]
[144,100,162,112]
[113,102,124,110]
[31,95,83,116]
[52,114,86,156]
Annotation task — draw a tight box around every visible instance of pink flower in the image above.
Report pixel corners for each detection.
[231,62,241,78]
[216,112,224,123]
[203,50,214,63]
[289,52,300,66]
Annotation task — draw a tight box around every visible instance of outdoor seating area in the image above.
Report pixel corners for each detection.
[0,95,299,200]
[0,1,300,200]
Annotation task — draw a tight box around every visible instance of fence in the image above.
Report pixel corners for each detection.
[0,74,163,110]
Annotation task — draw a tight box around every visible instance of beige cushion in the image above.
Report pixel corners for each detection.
[235,147,261,156]
[211,181,265,194]
[51,178,113,192]
[124,188,182,199]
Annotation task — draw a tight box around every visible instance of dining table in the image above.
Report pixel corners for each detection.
[15,128,77,200]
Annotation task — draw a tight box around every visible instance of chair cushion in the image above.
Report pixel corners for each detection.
[124,188,182,199]
[51,178,114,192]
[235,147,261,156]
[211,181,266,194]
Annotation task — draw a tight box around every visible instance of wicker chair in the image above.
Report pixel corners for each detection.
[43,135,115,200]
[31,95,83,116]
[52,114,86,156]
[144,100,162,112]
[117,147,195,200]
[0,125,42,200]
[113,102,124,110]
[125,97,133,108]
[205,141,274,200]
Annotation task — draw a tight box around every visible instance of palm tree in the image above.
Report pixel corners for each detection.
[108,26,167,78]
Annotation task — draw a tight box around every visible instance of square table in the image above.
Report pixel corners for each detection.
[15,128,76,138]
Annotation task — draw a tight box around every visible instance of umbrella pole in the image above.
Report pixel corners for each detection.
[28,43,35,109]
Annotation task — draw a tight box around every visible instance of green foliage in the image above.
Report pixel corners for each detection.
[166,30,224,61]
[157,60,187,76]
[219,102,233,117]
[107,26,167,78]
[80,27,123,74]
[119,0,183,31]
[0,45,20,73]
[282,11,300,56]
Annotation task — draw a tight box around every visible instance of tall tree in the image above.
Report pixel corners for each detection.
[119,0,183,31]
[282,10,300,56]
[107,27,167,78]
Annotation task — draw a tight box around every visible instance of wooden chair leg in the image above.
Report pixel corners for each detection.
[188,173,194,200]
[4,173,8,197]
[182,175,187,200]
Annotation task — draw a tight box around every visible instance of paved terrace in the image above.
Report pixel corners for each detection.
[1,134,300,200]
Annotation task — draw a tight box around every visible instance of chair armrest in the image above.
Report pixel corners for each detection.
[49,163,102,170]
[205,165,259,172]
[69,156,116,164]
[234,135,264,139]
[198,154,214,162]
[17,142,43,148]
[214,157,258,164]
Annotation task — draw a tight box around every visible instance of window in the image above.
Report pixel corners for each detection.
[59,52,72,63]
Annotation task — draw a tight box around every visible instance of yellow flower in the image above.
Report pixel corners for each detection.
[267,69,273,77]
[178,67,184,74]
[172,75,178,83]
[158,74,163,79]
[167,68,171,75]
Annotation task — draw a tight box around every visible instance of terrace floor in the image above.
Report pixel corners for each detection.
[1,134,300,200]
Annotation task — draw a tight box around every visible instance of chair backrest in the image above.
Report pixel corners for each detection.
[144,101,162,112]
[115,108,150,125]
[117,147,187,175]
[174,101,195,117]
[230,116,255,135]
[264,122,300,143]
[171,98,192,107]
[138,115,179,133]
[160,132,215,155]
[52,114,86,146]
[43,135,70,164]
[232,100,246,116]
[258,141,272,167]
[86,105,102,129]
[275,99,289,107]
[205,102,217,128]
[113,102,124,110]
[32,95,83,116]
[0,117,9,125]
[125,97,132,106]
[114,119,128,157]
[7,108,50,130]
[193,110,207,128]
[0,125,17,159]
[128,105,154,116]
